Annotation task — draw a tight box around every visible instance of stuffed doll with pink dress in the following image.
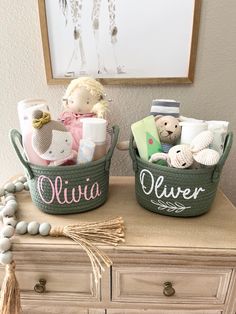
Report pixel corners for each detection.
[59,77,109,151]
[32,110,77,166]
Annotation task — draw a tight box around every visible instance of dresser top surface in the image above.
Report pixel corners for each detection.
[12,176,236,252]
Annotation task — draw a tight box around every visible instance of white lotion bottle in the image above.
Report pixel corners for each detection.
[17,99,48,133]
[81,118,107,161]
[207,120,229,155]
[17,99,50,165]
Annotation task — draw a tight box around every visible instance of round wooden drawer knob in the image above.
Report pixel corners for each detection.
[163,281,175,297]
[34,279,47,293]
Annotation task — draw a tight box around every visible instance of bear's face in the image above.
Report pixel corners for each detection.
[155,115,181,144]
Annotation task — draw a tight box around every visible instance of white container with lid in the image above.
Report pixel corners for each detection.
[81,118,107,143]
[17,99,50,166]
[17,99,48,133]
[180,121,208,145]
[207,120,229,155]
[81,118,107,161]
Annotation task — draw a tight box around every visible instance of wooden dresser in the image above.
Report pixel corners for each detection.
[1,176,236,314]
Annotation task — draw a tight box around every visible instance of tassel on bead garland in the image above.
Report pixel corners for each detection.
[49,217,125,283]
[0,261,21,314]
[0,217,125,314]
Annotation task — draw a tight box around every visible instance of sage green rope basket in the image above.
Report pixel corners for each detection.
[129,132,233,217]
[10,125,119,215]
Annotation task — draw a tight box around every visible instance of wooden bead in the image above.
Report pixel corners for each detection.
[0,238,11,252]
[24,182,29,191]
[4,183,15,193]
[0,188,5,197]
[15,182,24,192]
[16,221,28,235]
[39,223,51,236]
[5,192,14,196]
[27,222,40,235]
[5,200,17,210]
[18,176,27,183]
[2,204,16,217]
[1,225,15,238]
[5,195,16,202]
[0,251,13,265]
[3,217,17,227]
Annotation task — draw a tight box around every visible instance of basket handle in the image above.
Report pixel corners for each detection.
[212,132,233,183]
[9,129,34,179]
[129,134,138,173]
[105,125,120,171]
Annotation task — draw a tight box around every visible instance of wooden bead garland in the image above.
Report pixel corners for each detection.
[0,175,125,314]
[0,176,27,314]
[0,177,27,267]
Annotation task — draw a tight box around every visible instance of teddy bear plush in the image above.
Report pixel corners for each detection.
[154,115,181,153]
[117,115,181,153]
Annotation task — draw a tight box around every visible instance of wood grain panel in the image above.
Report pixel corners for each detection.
[23,306,89,314]
[112,266,232,305]
[0,263,101,303]
[22,307,105,314]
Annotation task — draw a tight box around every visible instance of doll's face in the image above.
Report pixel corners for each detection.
[40,130,73,161]
[67,86,100,113]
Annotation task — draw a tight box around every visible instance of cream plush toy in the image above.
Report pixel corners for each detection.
[149,130,220,169]
[154,115,181,153]
[117,115,181,152]
[32,110,77,166]
[59,77,109,151]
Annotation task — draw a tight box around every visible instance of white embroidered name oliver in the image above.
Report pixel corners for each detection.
[139,169,206,213]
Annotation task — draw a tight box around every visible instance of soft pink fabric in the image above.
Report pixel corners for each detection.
[50,150,78,166]
[58,111,96,151]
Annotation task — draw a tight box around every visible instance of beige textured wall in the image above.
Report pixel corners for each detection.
[0,0,235,204]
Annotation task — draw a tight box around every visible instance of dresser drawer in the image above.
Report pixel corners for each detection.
[23,306,104,314]
[107,310,222,314]
[112,266,232,304]
[0,263,100,302]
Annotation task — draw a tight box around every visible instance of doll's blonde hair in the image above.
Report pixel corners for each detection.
[63,77,109,118]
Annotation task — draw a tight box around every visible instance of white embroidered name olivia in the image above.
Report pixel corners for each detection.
[139,169,205,200]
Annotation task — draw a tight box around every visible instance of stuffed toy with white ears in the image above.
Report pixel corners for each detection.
[149,130,220,169]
